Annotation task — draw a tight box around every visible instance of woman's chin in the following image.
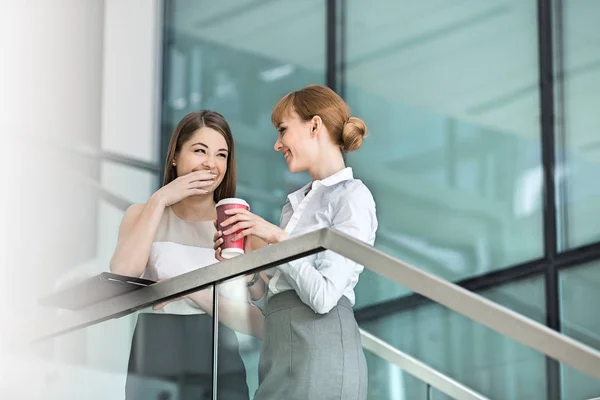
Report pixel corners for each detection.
[286,162,298,173]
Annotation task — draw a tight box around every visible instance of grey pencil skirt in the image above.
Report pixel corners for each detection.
[254,291,368,400]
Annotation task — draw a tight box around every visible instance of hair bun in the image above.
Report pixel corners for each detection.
[341,116,367,152]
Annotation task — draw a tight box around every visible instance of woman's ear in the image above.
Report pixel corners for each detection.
[310,115,323,136]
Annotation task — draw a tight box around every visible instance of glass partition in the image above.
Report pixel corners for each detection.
[359,274,548,399]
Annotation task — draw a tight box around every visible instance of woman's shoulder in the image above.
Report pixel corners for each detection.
[336,179,375,206]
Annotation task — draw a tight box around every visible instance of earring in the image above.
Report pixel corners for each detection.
[172,161,176,167]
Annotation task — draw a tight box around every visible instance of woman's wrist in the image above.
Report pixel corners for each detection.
[148,191,166,209]
[272,230,289,244]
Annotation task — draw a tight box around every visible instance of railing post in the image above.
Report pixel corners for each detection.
[211,284,219,400]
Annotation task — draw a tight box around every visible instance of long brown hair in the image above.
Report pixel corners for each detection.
[271,85,367,152]
[163,110,236,202]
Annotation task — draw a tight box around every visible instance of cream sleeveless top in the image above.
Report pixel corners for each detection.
[141,206,246,315]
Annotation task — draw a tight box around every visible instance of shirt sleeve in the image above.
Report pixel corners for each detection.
[276,186,377,314]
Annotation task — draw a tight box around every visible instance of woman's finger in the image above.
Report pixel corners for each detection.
[187,170,217,182]
[232,228,253,242]
[190,189,209,196]
[220,214,250,227]
[190,180,215,188]
[223,208,249,216]
[213,237,223,250]
[223,221,253,236]
[215,247,226,262]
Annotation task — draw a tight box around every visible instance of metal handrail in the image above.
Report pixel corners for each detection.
[38,227,600,383]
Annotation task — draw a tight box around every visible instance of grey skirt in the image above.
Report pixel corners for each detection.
[254,291,368,400]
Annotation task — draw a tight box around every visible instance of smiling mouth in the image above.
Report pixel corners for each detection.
[283,150,291,161]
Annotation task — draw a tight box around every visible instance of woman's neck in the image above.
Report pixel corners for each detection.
[309,149,346,181]
[170,195,217,222]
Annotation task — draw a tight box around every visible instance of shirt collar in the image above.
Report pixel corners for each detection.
[313,167,354,188]
[287,167,354,210]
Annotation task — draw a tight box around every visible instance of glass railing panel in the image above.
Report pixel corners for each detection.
[212,271,262,400]
[34,227,600,398]
[358,273,548,399]
[364,352,434,399]
[37,284,216,400]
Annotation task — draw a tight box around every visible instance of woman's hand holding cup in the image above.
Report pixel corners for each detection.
[219,207,288,245]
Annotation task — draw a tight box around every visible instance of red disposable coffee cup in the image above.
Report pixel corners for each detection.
[216,198,250,259]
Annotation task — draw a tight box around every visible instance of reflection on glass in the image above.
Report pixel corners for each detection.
[554,0,600,250]
[559,261,600,399]
[360,275,547,399]
[346,0,543,307]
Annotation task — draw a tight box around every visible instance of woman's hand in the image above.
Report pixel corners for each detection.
[213,220,271,261]
[153,170,216,207]
[213,221,248,262]
[219,209,289,245]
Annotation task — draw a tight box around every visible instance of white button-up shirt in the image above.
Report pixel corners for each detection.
[253,167,377,314]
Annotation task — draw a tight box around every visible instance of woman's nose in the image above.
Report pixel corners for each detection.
[203,155,216,167]
[274,137,282,151]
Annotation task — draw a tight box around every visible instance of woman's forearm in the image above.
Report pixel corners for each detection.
[188,290,264,339]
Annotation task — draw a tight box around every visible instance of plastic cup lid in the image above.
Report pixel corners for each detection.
[215,198,249,208]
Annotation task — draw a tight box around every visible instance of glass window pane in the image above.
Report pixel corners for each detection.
[360,275,547,399]
[346,0,544,307]
[162,0,326,226]
[559,261,600,399]
[554,0,600,250]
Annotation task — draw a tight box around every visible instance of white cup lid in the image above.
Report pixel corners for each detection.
[215,198,249,208]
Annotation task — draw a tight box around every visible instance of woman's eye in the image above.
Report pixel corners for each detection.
[194,149,206,154]
[218,153,227,158]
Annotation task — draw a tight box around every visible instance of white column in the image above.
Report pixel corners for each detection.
[0,0,105,398]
